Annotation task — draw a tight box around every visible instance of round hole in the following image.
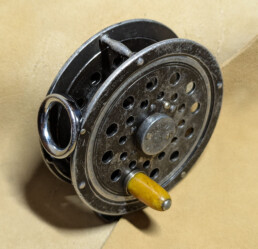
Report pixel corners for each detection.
[120,152,128,161]
[123,96,134,109]
[140,100,149,109]
[111,169,121,182]
[143,160,150,169]
[126,116,134,126]
[191,102,200,113]
[158,152,165,160]
[178,104,185,112]
[178,120,185,127]
[106,123,118,137]
[185,127,194,138]
[102,151,113,164]
[171,93,178,102]
[119,136,127,145]
[47,102,71,149]
[170,72,180,86]
[79,181,86,189]
[146,78,158,91]
[77,98,85,108]
[90,72,101,85]
[170,151,179,162]
[113,56,123,67]
[157,92,164,100]
[129,160,137,170]
[150,168,159,179]
[186,81,195,94]
[171,137,178,143]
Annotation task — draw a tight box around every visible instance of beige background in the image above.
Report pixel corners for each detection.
[0,0,257,248]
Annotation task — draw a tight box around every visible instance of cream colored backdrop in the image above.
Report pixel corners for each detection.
[0,1,257,248]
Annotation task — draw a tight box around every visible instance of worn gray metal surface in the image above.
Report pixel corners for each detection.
[136,113,175,156]
[37,19,223,216]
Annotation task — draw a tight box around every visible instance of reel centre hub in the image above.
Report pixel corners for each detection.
[137,113,175,156]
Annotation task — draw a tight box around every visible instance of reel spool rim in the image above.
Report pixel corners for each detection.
[71,38,223,216]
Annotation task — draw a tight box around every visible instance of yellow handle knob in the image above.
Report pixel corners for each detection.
[126,172,171,211]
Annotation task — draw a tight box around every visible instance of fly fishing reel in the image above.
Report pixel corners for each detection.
[38,19,223,217]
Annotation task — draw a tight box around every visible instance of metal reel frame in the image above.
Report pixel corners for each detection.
[38,19,223,216]
[39,19,177,183]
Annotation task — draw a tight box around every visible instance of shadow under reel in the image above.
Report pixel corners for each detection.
[38,19,223,218]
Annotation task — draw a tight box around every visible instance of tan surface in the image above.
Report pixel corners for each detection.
[0,0,257,248]
[103,37,258,249]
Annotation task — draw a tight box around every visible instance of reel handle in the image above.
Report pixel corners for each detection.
[126,172,171,211]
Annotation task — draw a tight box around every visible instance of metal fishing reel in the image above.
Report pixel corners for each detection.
[38,19,223,217]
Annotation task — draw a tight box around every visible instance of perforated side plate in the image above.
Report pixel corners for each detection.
[72,38,223,216]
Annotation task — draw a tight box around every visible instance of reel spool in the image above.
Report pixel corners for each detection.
[38,19,223,217]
